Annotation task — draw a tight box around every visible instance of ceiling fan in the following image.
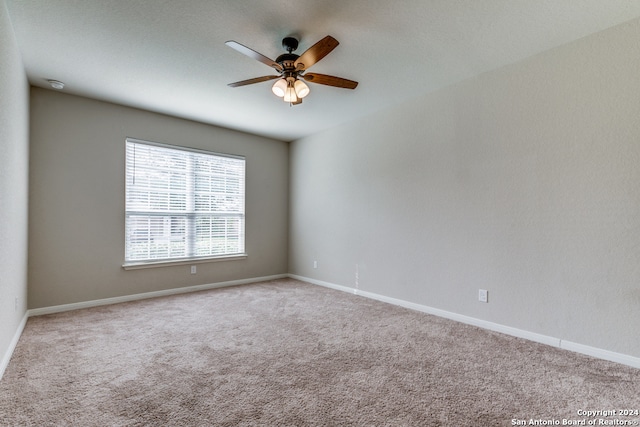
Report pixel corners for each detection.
[225,35,358,105]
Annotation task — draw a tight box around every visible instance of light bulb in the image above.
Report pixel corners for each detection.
[294,80,310,98]
[271,79,287,97]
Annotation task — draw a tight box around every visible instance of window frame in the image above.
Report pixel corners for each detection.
[122,137,247,270]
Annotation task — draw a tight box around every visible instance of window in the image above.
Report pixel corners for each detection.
[124,138,245,266]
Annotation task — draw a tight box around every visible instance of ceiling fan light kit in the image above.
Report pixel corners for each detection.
[271,76,309,103]
[226,35,358,105]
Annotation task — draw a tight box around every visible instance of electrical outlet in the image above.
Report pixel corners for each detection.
[478,289,488,303]
[313,260,317,269]
[190,265,197,274]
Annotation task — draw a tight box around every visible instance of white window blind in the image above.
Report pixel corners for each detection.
[125,139,245,265]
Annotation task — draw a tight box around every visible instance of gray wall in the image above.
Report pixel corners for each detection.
[290,18,640,358]
[28,88,288,309]
[0,0,29,370]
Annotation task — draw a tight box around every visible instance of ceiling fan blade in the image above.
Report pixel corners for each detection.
[294,36,339,70]
[228,75,280,87]
[225,41,283,71]
[302,73,358,89]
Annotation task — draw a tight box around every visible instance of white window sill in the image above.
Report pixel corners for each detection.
[122,254,248,270]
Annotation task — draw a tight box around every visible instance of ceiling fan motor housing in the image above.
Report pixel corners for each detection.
[275,52,299,71]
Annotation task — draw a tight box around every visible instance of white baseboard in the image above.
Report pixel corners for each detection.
[0,312,28,382]
[28,274,288,317]
[560,340,640,368]
[289,274,640,369]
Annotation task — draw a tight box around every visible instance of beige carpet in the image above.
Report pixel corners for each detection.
[1,278,638,426]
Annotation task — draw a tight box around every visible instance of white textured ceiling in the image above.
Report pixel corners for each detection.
[6,0,640,141]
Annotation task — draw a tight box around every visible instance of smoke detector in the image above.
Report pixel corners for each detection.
[47,79,65,90]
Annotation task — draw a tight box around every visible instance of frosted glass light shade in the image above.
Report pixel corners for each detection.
[283,86,298,103]
[271,79,287,97]
[294,80,310,98]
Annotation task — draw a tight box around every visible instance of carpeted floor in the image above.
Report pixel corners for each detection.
[1,278,639,426]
